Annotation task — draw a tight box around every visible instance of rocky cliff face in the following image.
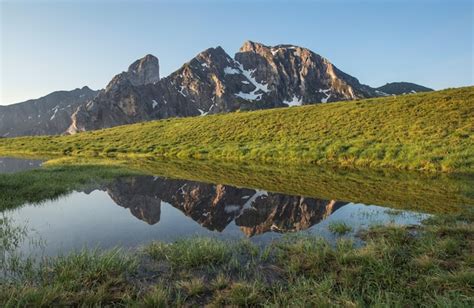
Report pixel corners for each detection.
[234,41,376,107]
[67,55,161,133]
[67,41,381,133]
[103,175,347,236]
[123,54,160,87]
[0,87,98,137]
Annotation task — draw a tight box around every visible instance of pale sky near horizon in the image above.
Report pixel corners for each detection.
[0,0,472,105]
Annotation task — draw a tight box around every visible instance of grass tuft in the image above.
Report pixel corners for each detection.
[176,277,207,296]
[145,237,231,269]
[328,221,353,235]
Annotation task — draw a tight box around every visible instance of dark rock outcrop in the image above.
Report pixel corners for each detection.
[236,198,346,236]
[375,82,433,95]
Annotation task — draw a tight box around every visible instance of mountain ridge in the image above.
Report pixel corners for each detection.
[1,41,433,137]
[0,86,98,137]
[376,82,434,95]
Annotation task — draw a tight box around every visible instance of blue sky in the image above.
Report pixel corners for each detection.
[1,0,472,105]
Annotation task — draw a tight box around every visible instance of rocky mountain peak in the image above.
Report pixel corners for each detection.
[127,54,160,85]
[105,54,160,92]
[191,46,233,70]
[234,41,375,105]
[239,40,270,53]
[239,41,313,59]
[199,46,227,57]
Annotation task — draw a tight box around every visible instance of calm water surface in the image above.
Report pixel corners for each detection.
[2,157,471,257]
[0,157,43,174]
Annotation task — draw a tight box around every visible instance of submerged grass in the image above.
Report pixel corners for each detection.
[0,87,473,173]
[1,208,473,306]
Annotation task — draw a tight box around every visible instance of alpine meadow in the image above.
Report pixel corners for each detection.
[1,87,472,173]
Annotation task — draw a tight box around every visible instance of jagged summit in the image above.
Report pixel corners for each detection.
[239,40,267,52]
[105,54,160,92]
[126,54,160,85]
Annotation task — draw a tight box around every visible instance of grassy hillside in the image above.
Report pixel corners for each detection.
[1,87,473,172]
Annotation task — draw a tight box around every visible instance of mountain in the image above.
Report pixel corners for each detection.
[234,41,377,105]
[67,41,380,133]
[67,55,161,133]
[376,82,433,95]
[2,41,433,137]
[0,87,98,137]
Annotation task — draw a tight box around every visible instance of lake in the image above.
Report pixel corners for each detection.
[1,157,472,257]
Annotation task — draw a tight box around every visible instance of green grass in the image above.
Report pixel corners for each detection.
[145,237,231,269]
[328,221,353,235]
[2,208,473,306]
[1,249,137,306]
[1,87,472,172]
[176,277,207,296]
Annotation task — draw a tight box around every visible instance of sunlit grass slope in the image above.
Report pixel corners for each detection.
[1,86,473,172]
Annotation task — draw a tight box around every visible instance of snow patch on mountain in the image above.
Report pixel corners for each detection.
[178,86,187,97]
[233,61,270,101]
[283,95,303,107]
[319,89,332,103]
[50,106,59,120]
[224,66,240,75]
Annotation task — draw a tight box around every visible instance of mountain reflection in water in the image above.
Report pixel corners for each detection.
[100,176,348,236]
[6,168,434,256]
